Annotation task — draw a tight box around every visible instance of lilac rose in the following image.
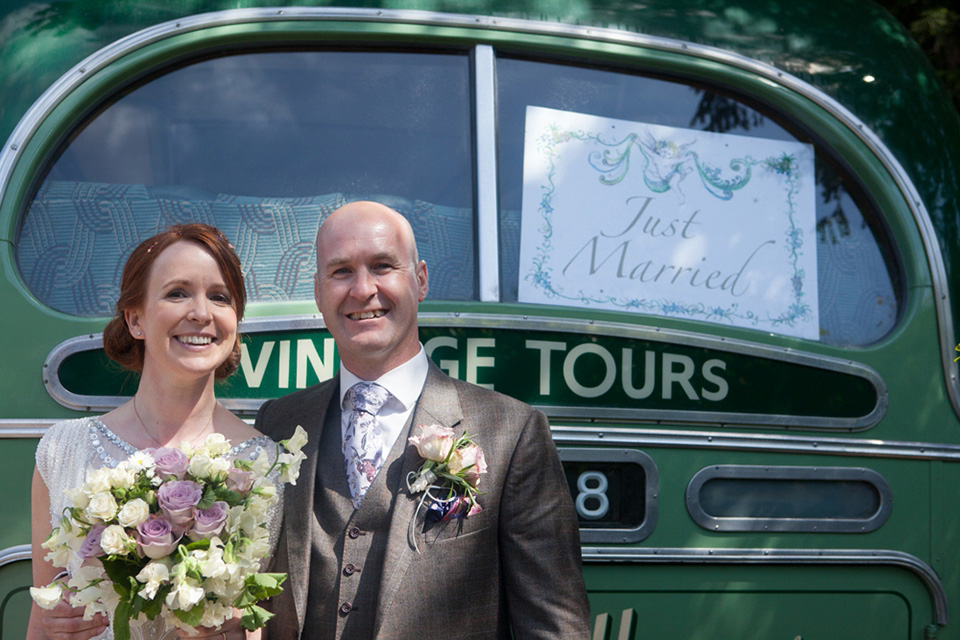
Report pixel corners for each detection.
[136,516,181,559]
[152,447,190,478]
[157,480,203,527]
[188,501,229,541]
[79,524,107,561]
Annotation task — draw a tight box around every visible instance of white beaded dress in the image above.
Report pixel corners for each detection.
[35,416,286,640]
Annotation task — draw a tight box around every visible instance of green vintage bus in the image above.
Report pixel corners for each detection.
[3,1,960,638]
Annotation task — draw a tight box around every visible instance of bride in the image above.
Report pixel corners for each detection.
[29,224,279,640]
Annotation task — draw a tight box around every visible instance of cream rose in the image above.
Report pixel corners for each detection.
[100,524,134,555]
[86,492,119,521]
[187,453,214,479]
[117,498,151,528]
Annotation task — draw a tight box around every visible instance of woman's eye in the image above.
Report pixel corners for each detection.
[210,293,231,304]
[166,290,186,299]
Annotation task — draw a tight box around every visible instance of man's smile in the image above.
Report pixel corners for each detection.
[348,310,387,320]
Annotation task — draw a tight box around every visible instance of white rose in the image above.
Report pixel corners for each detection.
[203,433,231,456]
[100,524,134,555]
[29,584,63,609]
[86,492,118,521]
[188,453,214,479]
[117,498,151,528]
[83,468,111,495]
[109,465,136,489]
[64,486,89,509]
[209,456,230,478]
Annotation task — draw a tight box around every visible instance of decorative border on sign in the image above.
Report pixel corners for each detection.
[527,122,812,330]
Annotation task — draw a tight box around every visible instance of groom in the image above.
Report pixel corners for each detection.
[256,201,591,639]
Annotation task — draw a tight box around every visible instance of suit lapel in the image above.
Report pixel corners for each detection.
[282,381,338,634]
[374,363,463,636]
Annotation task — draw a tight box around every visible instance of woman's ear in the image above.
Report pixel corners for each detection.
[125,308,144,339]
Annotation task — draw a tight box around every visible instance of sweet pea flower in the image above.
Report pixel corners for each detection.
[283,425,309,454]
[189,501,229,540]
[152,447,189,478]
[136,561,170,600]
[409,424,455,462]
[226,466,254,493]
[278,450,307,485]
[100,524,135,555]
[137,517,181,559]
[166,575,205,611]
[29,583,63,610]
[157,480,203,527]
[117,498,151,528]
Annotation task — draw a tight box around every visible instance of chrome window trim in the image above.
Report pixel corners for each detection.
[552,426,960,463]
[0,9,948,397]
[686,464,892,533]
[558,447,658,543]
[473,44,500,302]
[581,546,948,625]
[41,313,887,428]
[0,544,31,568]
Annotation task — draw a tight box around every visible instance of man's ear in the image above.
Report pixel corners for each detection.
[416,260,429,302]
[314,272,322,310]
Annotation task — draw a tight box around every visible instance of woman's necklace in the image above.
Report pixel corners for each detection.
[132,394,215,448]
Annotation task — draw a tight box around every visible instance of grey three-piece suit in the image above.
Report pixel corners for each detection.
[255,360,592,639]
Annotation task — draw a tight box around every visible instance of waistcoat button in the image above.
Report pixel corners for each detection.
[348,527,363,539]
[343,563,358,576]
[339,602,353,615]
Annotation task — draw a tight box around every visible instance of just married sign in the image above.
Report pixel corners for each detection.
[519,106,819,340]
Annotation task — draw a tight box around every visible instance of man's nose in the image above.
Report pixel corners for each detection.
[350,269,377,299]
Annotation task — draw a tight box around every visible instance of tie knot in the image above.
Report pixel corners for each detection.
[349,382,389,416]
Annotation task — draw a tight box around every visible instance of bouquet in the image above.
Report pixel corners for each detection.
[30,426,308,640]
[405,424,487,551]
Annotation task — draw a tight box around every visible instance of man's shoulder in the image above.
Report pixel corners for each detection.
[431,367,538,417]
[255,378,338,434]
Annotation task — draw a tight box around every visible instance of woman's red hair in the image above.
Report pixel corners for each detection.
[102,224,246,379]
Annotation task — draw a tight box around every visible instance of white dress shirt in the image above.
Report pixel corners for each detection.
[339,346,429,463]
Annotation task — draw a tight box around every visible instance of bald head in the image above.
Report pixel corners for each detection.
[314,200,428,379]
[318,201,419,267]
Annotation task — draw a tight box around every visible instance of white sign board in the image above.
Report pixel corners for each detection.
[519,106,819,340]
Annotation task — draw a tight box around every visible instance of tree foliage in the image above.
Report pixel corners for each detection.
[875,0,960,112]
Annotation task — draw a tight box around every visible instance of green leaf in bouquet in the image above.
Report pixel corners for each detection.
[113,599,132,640]
[234,458,255,471]
[214,485,243,506]
[240,604,275,631]
[173,601,205,628]
[234,573,287,608]
[101,556,148,599]
[197,485,217,510]
[137,584,171,620]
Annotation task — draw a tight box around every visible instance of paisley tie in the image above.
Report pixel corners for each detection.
[343,382,390,508]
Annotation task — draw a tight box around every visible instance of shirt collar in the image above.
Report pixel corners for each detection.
[339,346,428,411]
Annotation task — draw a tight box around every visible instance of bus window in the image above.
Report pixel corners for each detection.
[496,58,902,346]
[16,50,476,315]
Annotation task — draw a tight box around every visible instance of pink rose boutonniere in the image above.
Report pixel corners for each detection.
[406,424,487,550]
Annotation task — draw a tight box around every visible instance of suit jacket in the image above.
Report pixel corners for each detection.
[255,360,591,639]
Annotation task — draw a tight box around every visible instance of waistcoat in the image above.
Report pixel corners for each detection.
[302,400,415,640]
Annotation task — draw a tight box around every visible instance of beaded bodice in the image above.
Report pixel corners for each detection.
[35,416,285,639]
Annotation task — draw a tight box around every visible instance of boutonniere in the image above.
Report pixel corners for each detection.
[405,424,487,551]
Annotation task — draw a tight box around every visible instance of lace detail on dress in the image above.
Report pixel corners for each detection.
[35,416,286,640]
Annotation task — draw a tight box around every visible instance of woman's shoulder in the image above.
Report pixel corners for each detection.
[36,416,102,480]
